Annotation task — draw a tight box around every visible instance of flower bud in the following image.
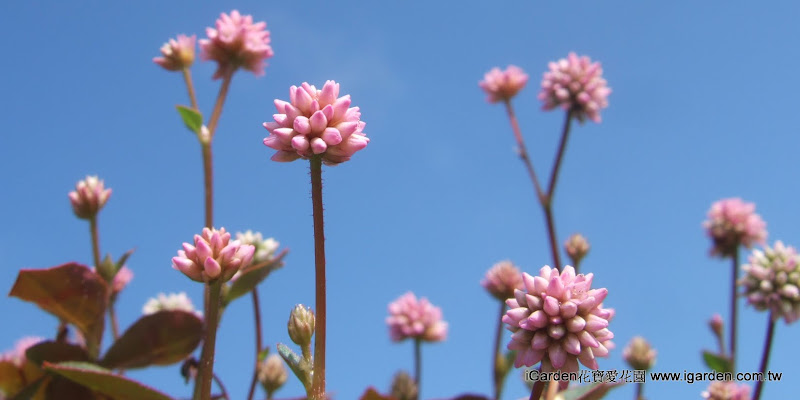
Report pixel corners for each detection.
[390,371,418,400]
[171,227,255,283]
[288,305,315,347]
[258,354,287,396]
[68,176,111,220]
[623,336,656,371]
[709,314,724,340]
[564,233,590,266]
[481,260,523,301]
[153,34,196,71]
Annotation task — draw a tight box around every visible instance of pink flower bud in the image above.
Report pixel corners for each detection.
[481,260,523,301]
[68,176,111,220]
[257,354,287,396]
[172,227,255,283]
[386,292,448,343]
[701,381,750,400]
[709,314,724,339]
[703,198,767,257]
[0,337,44,367]
[564,233,591,266]
[539,53,611,123]
[740,241,800,323]
[142,292,201,316]
[390,371,418,400]
[263,80,368,165]
[479,65,529,103]
[199,10,273,79]
[153,34,196,71]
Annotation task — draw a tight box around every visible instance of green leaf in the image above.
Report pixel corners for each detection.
[97,254,116,283]
[101,310,203,370]
[277,343,312,391]
[175,105,203,134]
[25,341,88,367]
[702,350,733,374]
[562,382,625,400]
[44,361,173,400]
[115,248,135,271]
[257,347,270,363]
[7,376,46,400]
[9,263,108,351]
[223,252,287,306]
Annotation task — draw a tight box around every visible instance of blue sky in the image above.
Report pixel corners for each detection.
[2,1,800,399]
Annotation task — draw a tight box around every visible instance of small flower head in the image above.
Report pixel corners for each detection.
[199,10,273,79]
[153,34,196,71]
[142,292,201,316]
[704,198,767,257]
[386,292,448,343]
[564,234,591,266]
[701,381,750,400]
[287,304,315,347]
[68,176,112,220]
[172,227,255,283]
[740,241,800,323]
[390,370,418,400]
[539,53,611,123]
[235,230,280,266]
[622,336,656,371]
[111,265,133,295]
[481,260,524,301]
[257,354,287,397]
[709,314,724,339]
[263,80,369,165]
[479,65,529,103]
[502,265,614,372]
[0,337,44,367]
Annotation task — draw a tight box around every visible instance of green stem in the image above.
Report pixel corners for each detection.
[246,288,264,400]
[729,249,739,372]
[309,156,327,400]
[88,216,103,358]
[752,314,775,400]
[182,68,200,111]
[414,338,422,400]
[195,280,223,400]
[492,301,507,400]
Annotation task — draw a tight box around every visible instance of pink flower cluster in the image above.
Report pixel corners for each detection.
[386,292,448,343]
[263,80,369,165]
[539,52,611,123]
[703,198,767,257]
[479,65,529,103]
[172,227,255,283]
[68,176,112,220]
[481,260,523,301]
[740,241,800,323]
[199,10,273,79]
[0,337,43,367]
[153,34,196,71]
[503,265,614,372]
[701,381,750,400]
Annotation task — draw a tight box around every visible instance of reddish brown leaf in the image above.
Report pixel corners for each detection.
[44,361,173,400]
[100,310,203,369]
[9,263,108,349]
[25,341,88,366]
[359,387,397,400]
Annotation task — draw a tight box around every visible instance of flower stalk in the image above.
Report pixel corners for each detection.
[492,301,506,400]
[729,249,739,372]
[752,314,775,400]
[310,155,327,400]
[195,280,223,400]
[246,288,264,400]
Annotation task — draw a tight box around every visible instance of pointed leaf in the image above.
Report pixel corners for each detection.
[44,361,173,400]
[359,387,397,400]
[101,310,203,369]
[223,251,287,306]
[257,347,270,362]
[277,343,312,390]
[702,350,733,374]
[176,105,203,134]
[9,263,107,349]
[115,248,135,271]
[561,381,625,400]
[25,341,88,367]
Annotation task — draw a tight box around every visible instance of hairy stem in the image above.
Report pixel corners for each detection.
[492,301,507,400]
[195,280,223,400]
[246,288,264,400]
[309,156,327,400]
[752,315,775,400]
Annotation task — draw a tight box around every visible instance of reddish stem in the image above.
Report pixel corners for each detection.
[729,249,739,372]
[309,156,327,400]
[246,288,264,400]
[492,301,507,400]
[752,314,775,400]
